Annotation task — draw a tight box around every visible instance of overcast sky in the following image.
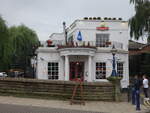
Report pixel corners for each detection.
[0,0,135,41]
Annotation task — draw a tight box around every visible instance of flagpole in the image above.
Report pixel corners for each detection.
[63,22,67,45]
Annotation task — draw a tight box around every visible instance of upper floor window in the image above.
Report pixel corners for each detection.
[96,34,109,47]
[96,62,106,79]
[117,62,123,77]
[48,62,59,80]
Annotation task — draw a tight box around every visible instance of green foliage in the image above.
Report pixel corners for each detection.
[0,16,12,71]
[140,53,150,75]
[9,25,39,70]
[129,53,150,76]
[130,0,145,5]
[0,15,39,72]
[129,55,141,76]
[129,0,150,41]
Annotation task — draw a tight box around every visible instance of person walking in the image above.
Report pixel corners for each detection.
[143,75,149,100]
[134,75,142,111]
[131,76,136,105]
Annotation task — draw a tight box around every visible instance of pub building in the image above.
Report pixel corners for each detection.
[36,17,129,88]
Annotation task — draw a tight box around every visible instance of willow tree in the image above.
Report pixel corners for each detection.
[0,16,12,71]
[9,25,39,72]
[129,0,150,42]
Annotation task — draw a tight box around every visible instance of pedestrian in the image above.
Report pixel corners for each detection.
[134,75,142,111]
[131,76,136,105]
[143,75,149,100]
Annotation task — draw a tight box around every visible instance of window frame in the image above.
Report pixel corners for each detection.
[95,62,106,79]
[117,62,124,77]
[96,34,110,47]
[47,62,59,80]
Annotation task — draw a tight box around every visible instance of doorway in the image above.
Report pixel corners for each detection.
[69,62,84,81]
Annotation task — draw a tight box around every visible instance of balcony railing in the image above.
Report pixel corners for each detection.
[48,40,123,49]
[57,41,97,49]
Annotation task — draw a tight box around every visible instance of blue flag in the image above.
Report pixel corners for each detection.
[77,31,82,41]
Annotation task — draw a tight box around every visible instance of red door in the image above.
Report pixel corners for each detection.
[69,62,84,81]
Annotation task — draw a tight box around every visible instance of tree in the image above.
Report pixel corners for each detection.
[129,0,150,42]
[9,25,39,73]
[0,16,12,71]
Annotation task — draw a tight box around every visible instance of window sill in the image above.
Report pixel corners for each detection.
[94,79,108,82]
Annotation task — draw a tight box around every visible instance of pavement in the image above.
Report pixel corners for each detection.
[0,103,102,113]
[0,96,149,113]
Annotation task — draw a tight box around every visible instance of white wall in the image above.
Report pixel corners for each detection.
[93,52,129,88]
[49,33,65,45]
[50,33,64,40]
[67,20,129,50]
[36,49,129,88]
[36,49,61,80]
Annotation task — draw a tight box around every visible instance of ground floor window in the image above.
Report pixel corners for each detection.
[117,62,123,77]
[96,62,106,79]
[48,62,59,80]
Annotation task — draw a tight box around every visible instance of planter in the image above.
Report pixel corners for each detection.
[107,76,122,102]
[107,76,122,83]
[47,40,53,46]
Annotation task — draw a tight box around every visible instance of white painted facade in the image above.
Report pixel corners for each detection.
[36,19,129,88]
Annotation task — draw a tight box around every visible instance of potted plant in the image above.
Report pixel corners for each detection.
[93,17,97,20]
[107,76,123,102]
[104,17,108,20]
[89,17,92,20]
[84,17,88,20]
[113,18,116,20]
[108,17,112,20]
[47,40,53,47]
[118,18,122,20]
[107,76,122,83]
[97,17,101,20]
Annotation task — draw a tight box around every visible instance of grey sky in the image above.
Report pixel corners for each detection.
[0,0,134,41]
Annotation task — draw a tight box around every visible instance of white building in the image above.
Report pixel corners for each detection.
[36,18,129,88]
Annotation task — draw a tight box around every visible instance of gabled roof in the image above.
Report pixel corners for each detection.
[129,40,146,50]
[141,44,150,49]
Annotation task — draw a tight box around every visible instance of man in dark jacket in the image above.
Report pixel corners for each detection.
[131,77,136,105]
[133,75,142,111]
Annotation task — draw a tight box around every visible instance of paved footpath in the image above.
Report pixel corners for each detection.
[0,103,102,113]
[0,96,149,113]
